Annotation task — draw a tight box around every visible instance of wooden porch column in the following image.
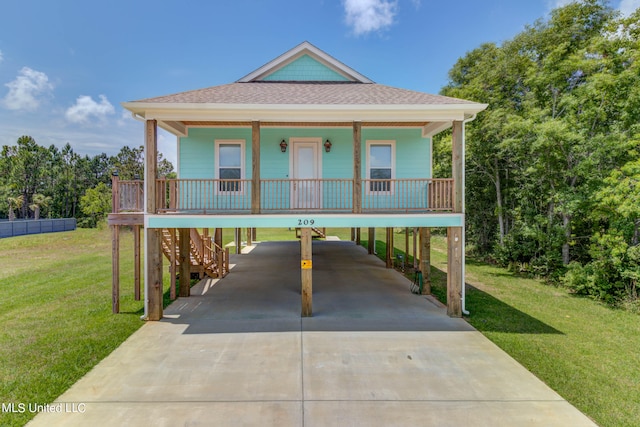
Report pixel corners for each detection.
[452,121,463,214]
[350,228,356,241]
[419,227,431,295]
[145,119,163,321]
[447,227,463,317]
[301,228,312,317]
[179,228,190,297]
[353,121,362,213]
[355,228,361,246]
[448,120,464,317]
[251,121,261,214]
[247,227,252,247]
[368,227,375,254]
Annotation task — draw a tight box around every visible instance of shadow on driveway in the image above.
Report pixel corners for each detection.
[162,241,559,335]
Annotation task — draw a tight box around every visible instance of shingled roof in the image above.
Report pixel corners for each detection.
[122,42,487,134]
[133,82,477,106]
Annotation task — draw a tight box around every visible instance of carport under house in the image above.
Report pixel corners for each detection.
[109,41,487,320]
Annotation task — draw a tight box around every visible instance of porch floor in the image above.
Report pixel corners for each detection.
[28,241,595,426]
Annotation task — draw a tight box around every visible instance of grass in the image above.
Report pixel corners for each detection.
[0,226,172,427]
[1,226,638,426]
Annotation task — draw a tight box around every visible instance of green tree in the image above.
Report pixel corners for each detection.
[80,182,112,227]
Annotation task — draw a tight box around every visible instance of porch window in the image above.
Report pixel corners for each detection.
[366,141,395,193]
[215,140,245,192]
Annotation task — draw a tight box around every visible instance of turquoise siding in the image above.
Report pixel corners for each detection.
[262,55,350,81]
[179,126,431,211]
[179,128,252,210]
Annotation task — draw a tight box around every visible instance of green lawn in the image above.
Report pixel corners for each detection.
[0,227,170,427]
[1,227,638,426]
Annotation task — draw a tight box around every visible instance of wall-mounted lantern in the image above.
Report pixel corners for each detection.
[280,139,288,153]
[324,139,332,153]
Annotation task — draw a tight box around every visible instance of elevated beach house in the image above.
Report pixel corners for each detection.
[111,42,487,320]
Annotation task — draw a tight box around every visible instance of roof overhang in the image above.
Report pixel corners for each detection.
[123,101,488,136]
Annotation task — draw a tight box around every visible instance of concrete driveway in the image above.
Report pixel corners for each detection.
[28,240,596,426]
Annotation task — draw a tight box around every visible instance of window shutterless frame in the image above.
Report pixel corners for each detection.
[365,140,395,194]
[214,140,245,194]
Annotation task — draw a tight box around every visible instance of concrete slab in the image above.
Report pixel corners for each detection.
[27,240,596,427]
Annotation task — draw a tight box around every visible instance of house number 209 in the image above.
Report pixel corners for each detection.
[297,219,315,226]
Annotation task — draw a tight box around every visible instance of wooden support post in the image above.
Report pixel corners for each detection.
[350,227,356,241]
[214,228,222,249]
[419,227,431,295]
[368,227,375,254]
[247,227,252,247]
[235,228,241,254]
[111,225,120,313]
[251,121,261,214]
[169,228,177,300]
[252,228,257,241]
[179,228,190,297]
[355,228,361,246]
[386,227,393,268]
[353,122,362,213]
[145,119,163,321]
[413,227,418,269]
[301,227,312,317]
[452,121,463,214]
[203,228,210,262]
[405,227,409,260]
[134,225,141,301]
[447,227,463,317]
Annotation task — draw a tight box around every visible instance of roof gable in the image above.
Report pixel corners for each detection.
[262,54,350,82]
[237,41,373,83]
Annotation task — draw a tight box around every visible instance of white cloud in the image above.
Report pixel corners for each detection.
[619,0,640,16]
[343,0,398,36]
[65,94,115,124]
[0,50,3,64]
[3,67,53,111]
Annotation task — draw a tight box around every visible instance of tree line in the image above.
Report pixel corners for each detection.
[439,0,639,307]
[0,136,174,227]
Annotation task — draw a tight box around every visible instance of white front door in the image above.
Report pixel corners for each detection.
[291,140,321,209]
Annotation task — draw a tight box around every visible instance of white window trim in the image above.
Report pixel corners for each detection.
[214,139,246,195]
[365,140,395,195]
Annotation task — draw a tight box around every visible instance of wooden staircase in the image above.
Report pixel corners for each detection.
[161,229,229,279]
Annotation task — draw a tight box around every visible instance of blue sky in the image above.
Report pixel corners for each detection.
[0,0,637,167]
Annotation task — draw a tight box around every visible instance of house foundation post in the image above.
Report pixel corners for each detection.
[111,224,119,313]
[145,119,163,321]
[169,228,177,300]
[419,227,431,294]
[447,226,463,317]
[368,227,375,254]
[386,227,393,268]
[134,225,141,301]
[301,227,312,317]
[179,228,190,297]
